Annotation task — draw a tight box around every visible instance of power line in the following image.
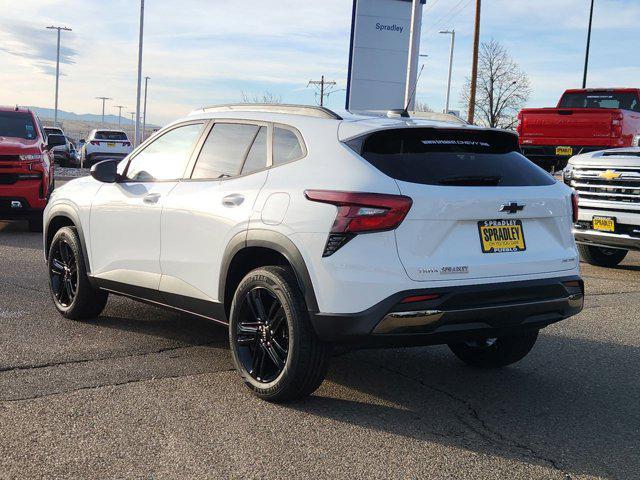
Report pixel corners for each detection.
[307,76,337,107]
[423,0,472,36]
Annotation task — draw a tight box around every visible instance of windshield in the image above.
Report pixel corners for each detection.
[0,112,37,140]
[353,128,555,187]
[95,131,128,140]
[559,91,640,112]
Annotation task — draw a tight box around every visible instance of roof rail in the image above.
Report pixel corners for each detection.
[192,103,343,120]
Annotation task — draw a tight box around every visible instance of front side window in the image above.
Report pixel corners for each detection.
[191,123,262,179]
[125,123,203,182]
[0,112,37,140]
[273,126,304,165]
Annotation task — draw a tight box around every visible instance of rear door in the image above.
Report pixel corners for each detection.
[356,127,578,282]
[160,121,270,303]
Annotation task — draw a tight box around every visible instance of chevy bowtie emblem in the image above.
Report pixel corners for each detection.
[499,202,525,214]
[599,170,621,181]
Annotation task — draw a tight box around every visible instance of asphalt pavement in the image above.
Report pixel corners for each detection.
[0,219,638,479]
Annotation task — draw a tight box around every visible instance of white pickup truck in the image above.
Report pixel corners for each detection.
[565,147,640,267]
[81,129,132,168]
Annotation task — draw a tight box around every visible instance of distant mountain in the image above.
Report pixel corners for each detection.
[26,106,157,128]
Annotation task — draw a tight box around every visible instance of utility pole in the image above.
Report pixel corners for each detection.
[142,76,150,142]
[582,0,595,88]
[129,112,136,124]
[134,0,145,146]
[439,30,456,114]
[307,76,337,107]
[468,0,481,124]
[114,105,126,126]
[404,0,422,111]
[96,97,112,124]
[46,25,72,126]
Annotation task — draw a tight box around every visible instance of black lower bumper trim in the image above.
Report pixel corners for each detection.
[310,276,584,347]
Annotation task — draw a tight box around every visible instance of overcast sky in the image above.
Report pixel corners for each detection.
[0,0,638,125]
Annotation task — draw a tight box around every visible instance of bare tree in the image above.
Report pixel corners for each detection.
[460,40,530,129]
[414,100,433,112]
[240,91,282,104]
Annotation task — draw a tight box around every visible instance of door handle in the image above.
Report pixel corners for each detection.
[222,193,245,207]
[143,193,161,204]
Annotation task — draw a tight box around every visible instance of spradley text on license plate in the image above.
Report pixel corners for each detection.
[592,216,615,232]
[478,219,526,253]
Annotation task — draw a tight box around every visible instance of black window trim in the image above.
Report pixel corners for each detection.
[120,120,207,183]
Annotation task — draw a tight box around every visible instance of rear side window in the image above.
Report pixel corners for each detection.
[0,112,36,140]
[273,126,304,165]
[559,91,640,112]
[192,123,261,179]
[95,131,128,140]
[353,128,554,187]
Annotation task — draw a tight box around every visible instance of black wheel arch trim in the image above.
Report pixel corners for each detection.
[44,205,92,276]
[218,229,319,313]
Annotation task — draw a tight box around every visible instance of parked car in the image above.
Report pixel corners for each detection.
[47,134,77,167]
[44,104,583,401]
[44,126,64,137]
[565,147,640,267]
[80,129,132,168]
[0,106,54,231]
[518,88,640,172]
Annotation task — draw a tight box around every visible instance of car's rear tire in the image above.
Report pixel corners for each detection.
[48,226,108,319]
[229,266,330,402]
[577,244,628,268]
[448,330,539,368]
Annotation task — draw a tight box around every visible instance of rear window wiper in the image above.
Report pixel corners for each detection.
[438,175,502,186]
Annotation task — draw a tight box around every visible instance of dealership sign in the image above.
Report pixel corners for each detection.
[346,0,424,112]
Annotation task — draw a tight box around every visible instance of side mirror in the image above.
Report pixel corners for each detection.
[90,159,120,183]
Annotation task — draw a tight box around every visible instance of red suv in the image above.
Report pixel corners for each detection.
[0,107,54,231]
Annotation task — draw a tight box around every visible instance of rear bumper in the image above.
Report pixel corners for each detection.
[310,276,584,347]
[574,228,640,251]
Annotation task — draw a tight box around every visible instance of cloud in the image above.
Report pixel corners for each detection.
[0,19,78,75]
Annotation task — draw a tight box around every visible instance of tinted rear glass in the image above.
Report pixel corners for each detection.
[0,112,37,139]
[559,91,640,112]
[354,128,554,187]
[95,131,128,140]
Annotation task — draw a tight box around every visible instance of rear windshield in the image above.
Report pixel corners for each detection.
[559,91,640,112]
[352,128,554,187]
[95,131,128,140]
[0,112,37,140]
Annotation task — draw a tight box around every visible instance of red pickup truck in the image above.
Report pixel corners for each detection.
[0,106,54,231]
[517,88,640,171]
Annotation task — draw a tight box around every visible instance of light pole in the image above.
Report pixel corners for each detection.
[439,29,456,114]
[114,105,126,126]
[582,0,595,88]
[96,97,112,124]
[134,0,146,146]
[142,76,150,141]
[129,112,136,124]
[46,25,72,126]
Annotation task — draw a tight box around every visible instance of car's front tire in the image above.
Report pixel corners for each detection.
[448,330,539,368]
[577,244,628,268]
[229,266,330,402]
[48,226,108,319]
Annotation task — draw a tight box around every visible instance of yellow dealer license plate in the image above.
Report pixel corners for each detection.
[107,142,116,147]
[556,146,573,156]
[592,216,615,232]
[478,219,526,253]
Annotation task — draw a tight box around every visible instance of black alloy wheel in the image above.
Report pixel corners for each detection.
[235,287,289,383]
[50,239,79,308]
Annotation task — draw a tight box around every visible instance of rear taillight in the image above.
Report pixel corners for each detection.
[571,192,579,223]
[401,293,440,304]
[611,114,623,138]
[304,190,413,257]
[90,141,100,146]
[516,112,523,136]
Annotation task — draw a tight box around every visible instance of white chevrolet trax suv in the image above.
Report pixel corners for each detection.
[44,104,584,401]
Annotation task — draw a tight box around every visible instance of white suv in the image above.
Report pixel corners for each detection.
[43,104,584,401]
[81,129,132,168]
